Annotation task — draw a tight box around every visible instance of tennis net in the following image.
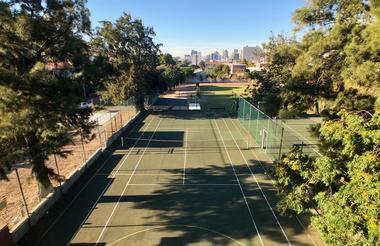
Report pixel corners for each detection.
[122,137,248,151]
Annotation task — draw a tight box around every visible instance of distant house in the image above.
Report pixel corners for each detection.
[206,62,247,75]
[44,61,75,77]
[229,64,247,74]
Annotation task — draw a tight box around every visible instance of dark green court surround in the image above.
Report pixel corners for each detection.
[19,110,321,246]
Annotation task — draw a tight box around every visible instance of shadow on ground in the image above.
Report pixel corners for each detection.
[118,164,313,246]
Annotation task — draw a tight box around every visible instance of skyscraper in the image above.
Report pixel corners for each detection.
[232,49,240,61]
[240,46,262,61]
[190,50,201,65]
[210,51,221,61]
[222,50,229,60]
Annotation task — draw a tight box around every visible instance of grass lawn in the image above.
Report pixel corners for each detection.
[199,82,247,111]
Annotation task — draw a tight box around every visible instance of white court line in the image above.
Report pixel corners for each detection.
[33,113,150,246]
[183,128,187,184]
[229,118,318,246]
[222,118,292,245]
[65,116,157,246]
[213,119,264,246]
[94,118,162,245]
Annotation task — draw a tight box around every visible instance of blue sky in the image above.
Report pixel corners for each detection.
[87,0,306,57]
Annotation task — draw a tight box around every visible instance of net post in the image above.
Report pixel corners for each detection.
[121,136,124,148]
[97,119,102,146]
[301,141,304,153]
[278,127,284,160]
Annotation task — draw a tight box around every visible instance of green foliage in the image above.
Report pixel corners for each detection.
[198,60,206,70]
[206,64,230,80]
[272,105,380,245]
[91,13,160,107]
[159,53,176,66]
[268,1,380,245]
[0,0,94,187]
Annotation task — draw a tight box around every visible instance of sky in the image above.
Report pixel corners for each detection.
[87,0,307,57]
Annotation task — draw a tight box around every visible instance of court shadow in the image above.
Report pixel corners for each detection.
[126,164,314,246]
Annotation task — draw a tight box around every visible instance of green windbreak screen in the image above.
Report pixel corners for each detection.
[237,97,321,160]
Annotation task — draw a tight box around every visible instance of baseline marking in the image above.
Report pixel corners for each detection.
[222,118,291,245]
[213,119,264,246]
[108,225,245,246]
[94,118,162,245]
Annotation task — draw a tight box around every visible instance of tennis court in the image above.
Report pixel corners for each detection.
[19,107,321,246]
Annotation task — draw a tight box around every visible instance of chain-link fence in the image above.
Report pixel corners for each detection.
[0,97,139,230]
[237,96,322,160]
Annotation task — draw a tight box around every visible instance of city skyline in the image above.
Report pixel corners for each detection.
[87,0,305,57]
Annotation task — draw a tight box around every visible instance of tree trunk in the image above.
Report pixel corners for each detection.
[27,134,52,190]
[315,100,320,114]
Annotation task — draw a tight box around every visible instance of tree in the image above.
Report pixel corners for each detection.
[199,60,206,70]
[159,53,176,66]
[91,13,161,107]
[271,103,380,245]
[270,0,380,244]
[0,0,94,187]
[206,64,230,81]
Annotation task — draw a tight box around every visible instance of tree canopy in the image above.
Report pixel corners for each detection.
[266,0,380,244]
[0,0,94,187]
[91,13,161,107]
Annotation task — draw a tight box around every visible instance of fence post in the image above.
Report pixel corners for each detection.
[278,127,284,160]
[81,135,86,164]
[15,168,31,227]
[247,105,252,149]
[114,114,118,131]
[119,112,123,128]
[97,119,102,147]
[255,109,260,141]
[109,112,114,134]
[53,154,63,196]
[242,99,246,123]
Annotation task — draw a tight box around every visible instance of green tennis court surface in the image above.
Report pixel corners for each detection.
[19,110,321,246]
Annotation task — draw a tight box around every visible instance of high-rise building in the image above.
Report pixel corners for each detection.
[191,50,201,65]
[184,55,191,63]
[210,51,221,61]
[240,45,262,61]
[231,49,240,61]
[222,50,229,60]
